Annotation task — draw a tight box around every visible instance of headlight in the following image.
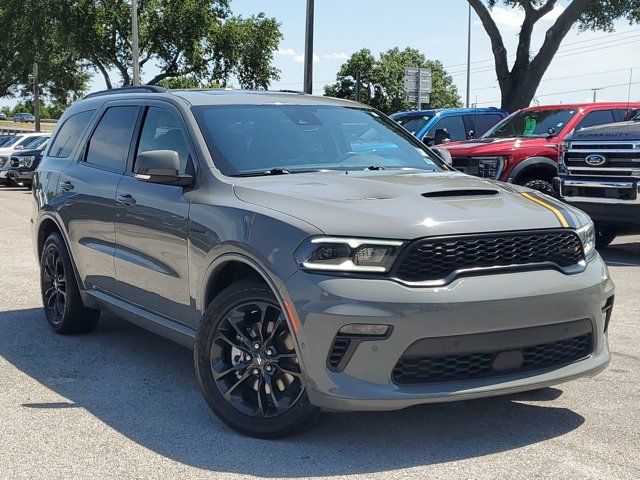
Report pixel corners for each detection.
[19,155,36,168]
[576,221,595,257]
[295,237,403,273]
[470,156,508,179]
[558,142,568,176]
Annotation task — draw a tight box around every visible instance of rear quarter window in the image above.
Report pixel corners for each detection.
[48,110,96,158]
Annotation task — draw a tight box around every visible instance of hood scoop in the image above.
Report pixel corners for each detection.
[422,189,499,198]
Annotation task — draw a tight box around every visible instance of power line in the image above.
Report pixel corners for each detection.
[443,28,640,70]
[473,80,640,106]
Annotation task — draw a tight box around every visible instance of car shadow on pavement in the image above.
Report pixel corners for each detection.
[0,307,585,477]
[601,242,640,267]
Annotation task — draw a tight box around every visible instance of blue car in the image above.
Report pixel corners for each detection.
[390,107,509,146]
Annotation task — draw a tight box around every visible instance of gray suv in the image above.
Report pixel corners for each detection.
[33,86,614,438]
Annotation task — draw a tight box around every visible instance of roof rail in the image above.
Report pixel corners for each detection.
[277,89,308,95]
[83,85,167,100]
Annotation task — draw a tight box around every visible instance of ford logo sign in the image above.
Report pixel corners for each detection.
[585,154,606,166]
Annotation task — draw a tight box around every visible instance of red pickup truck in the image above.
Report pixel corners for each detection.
[441,102,640,194]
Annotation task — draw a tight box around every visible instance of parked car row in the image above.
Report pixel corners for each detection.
[0,132,50,187]
[392,103,640,195]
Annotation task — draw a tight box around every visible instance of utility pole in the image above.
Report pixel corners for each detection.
[591,87,603,102]
[465,3,472,108]
[33,62,40,133]
[303,0,314,94]
[355,71,361,102]
[628,68,634,105]
[132,0,140,86]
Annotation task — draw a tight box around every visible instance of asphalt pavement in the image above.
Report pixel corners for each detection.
[1,186,638,480]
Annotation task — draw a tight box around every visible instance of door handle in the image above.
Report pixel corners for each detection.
[60,180,74,192]
[116,194,136,206]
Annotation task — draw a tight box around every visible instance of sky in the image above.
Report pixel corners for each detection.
[2,0,639,110]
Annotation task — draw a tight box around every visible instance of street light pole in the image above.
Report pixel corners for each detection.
[591,87,603,102]
[132,0,140,86]
[303,0,314,94]
[466,3,472,108]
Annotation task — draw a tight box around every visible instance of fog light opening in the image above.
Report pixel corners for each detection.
[338,324,390,337]
[602,296,614,333]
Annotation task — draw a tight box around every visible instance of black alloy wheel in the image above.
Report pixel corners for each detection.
[210,300,305,418]
[195,282,320,438]
[42,244,67,327]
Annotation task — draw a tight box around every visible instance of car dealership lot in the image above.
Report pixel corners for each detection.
[0,186,638,480]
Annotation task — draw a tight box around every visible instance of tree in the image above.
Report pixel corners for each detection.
[324,48,462,114]
[469,1,640,111]
[0,1,90,102]
[65,1,282,89]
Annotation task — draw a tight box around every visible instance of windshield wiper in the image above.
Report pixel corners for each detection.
[232,168,293,177]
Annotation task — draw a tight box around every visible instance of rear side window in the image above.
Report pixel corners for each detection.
[472,114,504,137]
[429,115,466,141]
[85,106,139,172]
[49,110,96,158]
[576,110,615,130]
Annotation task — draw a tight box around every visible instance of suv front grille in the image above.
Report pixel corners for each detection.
[393,230,584,285]
[393,329,593,385]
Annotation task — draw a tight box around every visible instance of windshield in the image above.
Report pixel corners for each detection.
[392,113,434,135]
[23,136,48,149]
[193,105,444,176]
[16,136,40,148]
[484,109,576,139]
[0,136,15,147]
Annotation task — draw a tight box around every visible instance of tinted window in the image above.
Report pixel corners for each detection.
[16,136,41,148]
[472,114,504,137]
[193,105,443,176]
[23,136,49,149]
[393,113,434,135]
[429,115,466,141]
[136,107,191,175]
[485,109,576,138]
[576,110,615,130]
[49,110,96,158]
[85,107,138,171]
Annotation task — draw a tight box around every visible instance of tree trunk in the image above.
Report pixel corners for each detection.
[468,0,591,112]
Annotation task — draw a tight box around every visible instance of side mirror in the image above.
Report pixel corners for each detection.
[422,134,434,147]
[547,127,556,138]
[467,130,476,139]
[431,147,453,166]
[433,128,451,145]
[134,150,193,187]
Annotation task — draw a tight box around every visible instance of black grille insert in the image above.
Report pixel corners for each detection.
[394,230,584,284]
[393,322,593,385]
[328,337,351,370]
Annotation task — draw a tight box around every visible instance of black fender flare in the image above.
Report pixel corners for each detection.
[508,156,557,183]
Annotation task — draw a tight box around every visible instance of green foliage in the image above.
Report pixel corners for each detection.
[324,48,462,114]
[65,1,282,89]
[0,0,90,101]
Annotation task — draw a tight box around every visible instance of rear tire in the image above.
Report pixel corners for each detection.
[40,233,99,334]
[595,226,617,250]
[194,281,320,438]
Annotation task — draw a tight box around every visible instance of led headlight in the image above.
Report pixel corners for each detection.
[295,237,403,273]
[19,156,36,168]
[576,221,595,257]
[471,156,508,179]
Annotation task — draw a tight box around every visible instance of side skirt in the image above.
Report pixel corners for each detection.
[82,289,196,349]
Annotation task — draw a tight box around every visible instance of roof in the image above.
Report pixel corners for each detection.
[81,86,363,108]
[391,107,506,118]
[520,102,640,111]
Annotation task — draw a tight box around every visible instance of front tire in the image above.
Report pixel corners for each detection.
[194,281,320,438]
[522,178,554,196]
[40,233,99,334]
[595,226,617,250]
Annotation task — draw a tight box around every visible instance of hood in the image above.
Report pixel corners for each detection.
[442,136,552,156]
[568,120,640,142]
[233,170,586,239]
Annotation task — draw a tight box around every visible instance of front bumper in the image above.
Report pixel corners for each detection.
[282,256,613,411]
[554,176,640,231]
